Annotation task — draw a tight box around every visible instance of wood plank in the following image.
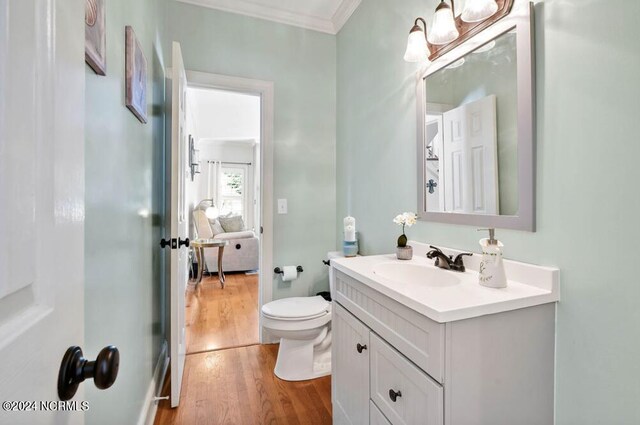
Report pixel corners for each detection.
[154,344,332,425]
[186,272,259,353]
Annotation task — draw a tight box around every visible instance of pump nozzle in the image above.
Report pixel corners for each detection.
[477,228,498,245]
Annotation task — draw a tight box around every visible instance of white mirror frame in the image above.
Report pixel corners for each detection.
[416,3,535,231]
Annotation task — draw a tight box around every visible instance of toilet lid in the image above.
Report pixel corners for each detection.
[262,296,330,320]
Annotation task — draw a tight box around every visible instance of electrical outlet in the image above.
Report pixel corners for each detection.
[277,199,288,214]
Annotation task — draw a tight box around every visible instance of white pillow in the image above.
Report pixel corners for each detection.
[218,215,245,233]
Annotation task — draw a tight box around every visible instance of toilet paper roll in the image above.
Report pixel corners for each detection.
[281,266,298,282]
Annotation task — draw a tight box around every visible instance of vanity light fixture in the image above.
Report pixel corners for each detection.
[428,0,459,45]
[461,0,499,23]
[404,18,430,63]
[404,0,514,62]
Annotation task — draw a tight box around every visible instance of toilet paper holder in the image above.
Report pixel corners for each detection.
[274,266,303,274]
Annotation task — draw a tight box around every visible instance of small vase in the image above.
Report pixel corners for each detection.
[396,245,413,260]
[343,240,358,257]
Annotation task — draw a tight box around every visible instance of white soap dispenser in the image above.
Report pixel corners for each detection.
[477,228,507,288]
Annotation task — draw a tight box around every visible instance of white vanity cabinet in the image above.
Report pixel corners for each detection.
[332,269,556,425]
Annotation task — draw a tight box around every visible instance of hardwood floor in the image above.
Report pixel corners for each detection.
[154,344,332,425]
[186,272,259,354]
[156,272,333,424]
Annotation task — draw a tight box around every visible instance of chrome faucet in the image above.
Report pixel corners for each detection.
[426,245,472,272]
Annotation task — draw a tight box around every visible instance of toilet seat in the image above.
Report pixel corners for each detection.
[262,295,330,321]
[261,310,331,333]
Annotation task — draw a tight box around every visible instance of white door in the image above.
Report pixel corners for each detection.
[443,95,499,214]
[332,303,370,425]
[169,42,190,408]
[0,0,85,423]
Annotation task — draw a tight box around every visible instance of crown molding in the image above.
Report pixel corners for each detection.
[176,0,361,35]
[331,0,361,33]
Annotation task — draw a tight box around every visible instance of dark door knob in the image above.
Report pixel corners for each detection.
[160,238,170,248]
[58,346,119,401]
[179,237,190,248]
[388,389,402,402]
[356,343,367,353]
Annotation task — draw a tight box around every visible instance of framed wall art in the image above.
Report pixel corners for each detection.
[85,0,106,75]
[125,26,148,124]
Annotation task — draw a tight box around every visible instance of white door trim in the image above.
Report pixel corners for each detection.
[184,70,274,343]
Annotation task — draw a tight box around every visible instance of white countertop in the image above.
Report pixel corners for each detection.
[331,241,560,323]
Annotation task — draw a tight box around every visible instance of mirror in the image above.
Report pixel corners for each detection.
[417,4,534,231]
[424,30,517,215]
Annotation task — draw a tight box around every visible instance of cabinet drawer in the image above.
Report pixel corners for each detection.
[370,400,392,425]
[335,270,445,382]
[370,333,443,425]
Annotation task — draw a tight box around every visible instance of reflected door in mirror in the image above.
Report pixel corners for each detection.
[442,95,498,214]
[423,30,518,217]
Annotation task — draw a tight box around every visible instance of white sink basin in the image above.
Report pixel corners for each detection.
[372,262,461,288]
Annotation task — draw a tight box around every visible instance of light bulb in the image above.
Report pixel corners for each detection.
[205,206,219,219]
[461,0,499,23]
[404,27,430,62]
[428,2,459,45]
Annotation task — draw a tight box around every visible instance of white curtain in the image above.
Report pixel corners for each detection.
[205,160,222,207]
[205,161,211,201]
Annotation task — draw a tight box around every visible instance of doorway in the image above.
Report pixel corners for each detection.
[186,87,261,353]
[180,71,274,358]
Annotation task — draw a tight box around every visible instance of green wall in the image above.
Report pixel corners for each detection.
[84,0,168,423]
[337,0,640,423]
[167,2,337,299]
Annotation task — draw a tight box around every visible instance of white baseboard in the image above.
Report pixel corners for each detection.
[137,340,170,425]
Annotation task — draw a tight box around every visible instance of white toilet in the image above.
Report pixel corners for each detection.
[261,252,340,381]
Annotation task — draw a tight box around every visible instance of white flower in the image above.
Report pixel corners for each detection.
[393,212,417,226]
[404,212,417,227]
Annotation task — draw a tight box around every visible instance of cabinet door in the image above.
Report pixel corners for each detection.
[370,401,392,425]
[332,302,370,425]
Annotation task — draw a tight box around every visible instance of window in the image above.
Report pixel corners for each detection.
[219,166,246,219]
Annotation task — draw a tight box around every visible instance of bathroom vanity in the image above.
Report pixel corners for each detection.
[332,10,551,422]
[330,242,559,425]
